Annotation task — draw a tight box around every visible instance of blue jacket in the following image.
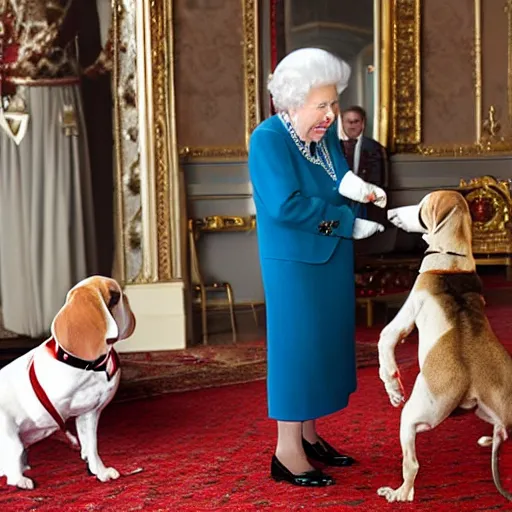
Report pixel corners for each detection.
[249,115,356,265]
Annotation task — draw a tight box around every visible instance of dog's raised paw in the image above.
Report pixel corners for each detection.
[383,381,404,407]
[377,485,414,502]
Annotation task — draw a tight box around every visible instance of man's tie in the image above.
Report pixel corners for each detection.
[343,138,357,170]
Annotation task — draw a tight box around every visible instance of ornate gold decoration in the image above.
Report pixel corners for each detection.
[391,0,421,150]
[419,105,509,156]
[458,176,512,255]
[60,104,79,137]
[507,0,512,123]
[242,0,260,149]
[149,0,172,282]
[0,94,29,145]
[179,146,251,161]
[474,0,482,142]
[113,0,184,284]
[417,139,512,157]
[376,0,391,147]
[193,215,256,233]
[482,105,502,139]
[393,0,512,156]
[178,0,260,161]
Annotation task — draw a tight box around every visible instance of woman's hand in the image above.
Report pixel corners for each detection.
[338,171,387,208]
[352,219,385,239]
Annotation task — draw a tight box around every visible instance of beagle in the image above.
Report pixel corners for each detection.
[377,190,512,502]
[0,276,135,489]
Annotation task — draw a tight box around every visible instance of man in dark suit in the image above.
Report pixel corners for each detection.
[340,106,394,254]
[340,105,388,191]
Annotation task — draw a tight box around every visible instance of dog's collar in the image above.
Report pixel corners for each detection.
[424,249,467,258]
[46,338,120,380]
[28,339,121,432]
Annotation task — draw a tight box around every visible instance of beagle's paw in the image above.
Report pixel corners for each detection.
[384,380,405,407]
[379,367,405,407]
[9,475,35,490]
[95,467,120,482]
[378,485,415,502]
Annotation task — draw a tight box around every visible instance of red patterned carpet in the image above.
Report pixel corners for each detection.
[116,338,391,401]
[0,289,511,510]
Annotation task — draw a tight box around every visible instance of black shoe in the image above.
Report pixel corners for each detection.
[270,455,335,487]
[302,437,355,467]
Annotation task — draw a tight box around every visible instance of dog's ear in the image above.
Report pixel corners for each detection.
[421,191,464,233]
[107,290,121,310]
[102,288,121,342]
[104,281,136,341]
[418,202,428,231]
[51,279,119,360]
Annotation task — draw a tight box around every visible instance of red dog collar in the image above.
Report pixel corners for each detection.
[28,338,120,430]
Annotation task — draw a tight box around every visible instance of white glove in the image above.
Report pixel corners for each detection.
[338,171,387,208]
[353,219,385,240]
[387,204,427,233]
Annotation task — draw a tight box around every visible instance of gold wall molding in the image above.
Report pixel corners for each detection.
[417,138,512,158]
[393,0,512,156]
[474,0,482,142]
[192,215,256,233]
[391,0,421,149]
[418,104,512,156]
[113,0,184,284]
[376,0,391,147]
[150,0,174,281]
[179,146,251,161]
[178,0,260,162]
[507,0,512,123]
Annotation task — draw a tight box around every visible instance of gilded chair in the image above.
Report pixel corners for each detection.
[458,175,512,279]
[188,220,237,344]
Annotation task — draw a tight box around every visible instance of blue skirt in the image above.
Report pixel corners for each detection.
[261,238,356,421]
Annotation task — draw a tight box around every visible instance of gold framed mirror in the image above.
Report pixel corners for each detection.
[262,0,394,148]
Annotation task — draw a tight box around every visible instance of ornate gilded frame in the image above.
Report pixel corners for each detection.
[393,0,512,156]
[178,0,261,161]
[113,0,182,285]
[264,1,393,148]
[389,0,421,151]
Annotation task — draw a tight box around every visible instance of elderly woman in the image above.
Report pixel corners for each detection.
[248,48,386,487]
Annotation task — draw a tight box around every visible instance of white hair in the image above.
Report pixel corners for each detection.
[268,48,351,111]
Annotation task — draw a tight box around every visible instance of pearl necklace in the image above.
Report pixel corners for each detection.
[279,113,337,182]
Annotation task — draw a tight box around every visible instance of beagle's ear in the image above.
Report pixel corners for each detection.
[101,292,119,342]
[51,284,119,360]
[107,290,121,310]
[425,190,465,233]
[107,288,136,340]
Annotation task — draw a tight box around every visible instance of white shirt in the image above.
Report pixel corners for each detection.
[338,118,363,174]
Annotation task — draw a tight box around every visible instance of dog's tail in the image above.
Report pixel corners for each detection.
[491,424,512,501]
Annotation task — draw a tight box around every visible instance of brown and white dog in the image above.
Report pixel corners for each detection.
[0,276,135,489]
[377,190,512,503]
